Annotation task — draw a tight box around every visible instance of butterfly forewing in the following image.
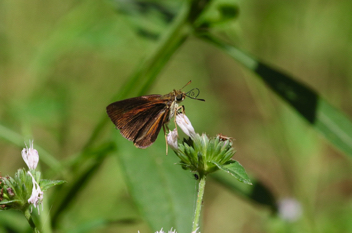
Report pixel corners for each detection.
[106,95,170,148]
[107,95,161,124]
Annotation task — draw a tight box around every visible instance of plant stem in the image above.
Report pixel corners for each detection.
[198,33,257,70]
[192,174,206,232]
[24,208,40,233]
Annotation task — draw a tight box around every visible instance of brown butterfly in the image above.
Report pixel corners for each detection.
[106,81,204,149]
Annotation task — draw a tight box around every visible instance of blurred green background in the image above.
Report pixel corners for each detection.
[1,0,352,232]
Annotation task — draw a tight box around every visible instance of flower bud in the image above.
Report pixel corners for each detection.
[167,129,179,150]
[21,141,39,170]
[175,113,196,139]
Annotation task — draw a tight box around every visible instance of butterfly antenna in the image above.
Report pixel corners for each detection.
[186,88,205,101]
[180,80,192,90]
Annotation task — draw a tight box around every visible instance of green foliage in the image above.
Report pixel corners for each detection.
[201,35,352,158]
[1,0,352,232]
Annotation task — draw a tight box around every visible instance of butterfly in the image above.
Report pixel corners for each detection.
[106,81,204,149]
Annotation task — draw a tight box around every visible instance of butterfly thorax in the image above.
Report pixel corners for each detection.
[162,89,186,121]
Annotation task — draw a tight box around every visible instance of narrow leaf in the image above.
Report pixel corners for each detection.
[211,160,252,185]
[201,34,352,157]
[40,180,66,192]
[0,200,18,205]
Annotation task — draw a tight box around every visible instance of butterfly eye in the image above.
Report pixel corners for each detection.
[176,94,184,101]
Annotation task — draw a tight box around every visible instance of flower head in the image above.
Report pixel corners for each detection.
[169,114,251,184]
[21,140,39,170]
[0,140,65,217]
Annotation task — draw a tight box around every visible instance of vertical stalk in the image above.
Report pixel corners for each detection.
[192,175,206,232]
[24,208,40,233]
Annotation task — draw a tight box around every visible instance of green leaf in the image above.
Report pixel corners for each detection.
[0,200,18,205]
[211,160,252,185]
[201,34,352,158]
[117,138,195,233]
[253,63,352,157]
[40,180,66,192]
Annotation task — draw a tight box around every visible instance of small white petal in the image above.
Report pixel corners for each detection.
[175,113,196,139]
[154,228,177,233]
[22,140,39,170]
[167,129,179,150]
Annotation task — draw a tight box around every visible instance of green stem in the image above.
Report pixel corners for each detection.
[192,175,206,232]
[198,33,257,70]
[24,208,40,233]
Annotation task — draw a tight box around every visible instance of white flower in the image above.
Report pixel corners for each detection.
[167,129,179,150]
[175,113,196,139]
[21,140,39,170]
[27,171,43,215]
[278,198,302,222]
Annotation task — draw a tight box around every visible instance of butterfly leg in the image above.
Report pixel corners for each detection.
[163,124,169,155]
